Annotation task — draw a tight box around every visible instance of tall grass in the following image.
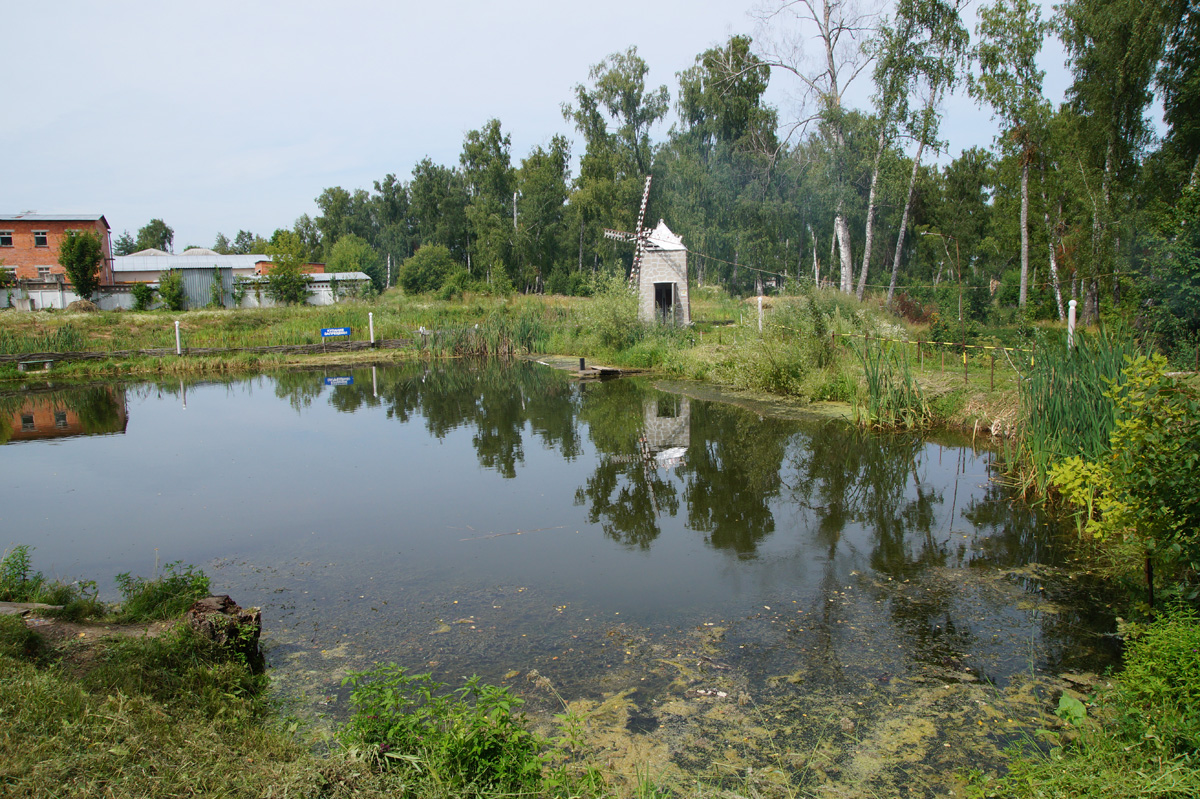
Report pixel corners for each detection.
[0,322,86,354]
[1012,329,1144,494]
[855,340,932,429]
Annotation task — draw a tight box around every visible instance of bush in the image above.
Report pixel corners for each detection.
[113,561,210,622]
[131,282,156,311]
[158,269,186,311]
[400,245,460,295]
[341,665,546,794]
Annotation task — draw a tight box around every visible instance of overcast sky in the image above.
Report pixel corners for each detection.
[3,1,1074,250]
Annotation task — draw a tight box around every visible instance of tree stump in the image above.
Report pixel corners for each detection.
[185,595,264,674]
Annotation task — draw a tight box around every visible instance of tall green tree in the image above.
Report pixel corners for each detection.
[881,0,970,304]
[327,233,384,291]
[113,231,137,256]
[563,47,669,281]
[516,135,572,292]
[1058,0,1173,321]
[134,219,174,253]
[461,119,517,287]
[971,0,1049,309]
[57,230,104,300]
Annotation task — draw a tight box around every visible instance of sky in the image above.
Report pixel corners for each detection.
[2,0,1076,250]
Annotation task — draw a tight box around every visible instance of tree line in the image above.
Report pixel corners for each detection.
[121,0,1200,351]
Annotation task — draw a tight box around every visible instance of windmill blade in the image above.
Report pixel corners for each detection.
[603,228,637,242]
[629,175,653,287]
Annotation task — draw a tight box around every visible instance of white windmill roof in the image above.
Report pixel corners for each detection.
[646,219,685,251]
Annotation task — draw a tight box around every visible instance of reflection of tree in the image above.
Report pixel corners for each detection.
[267,361,581,479]
[678,406,793,558]
[787,424,942,576]
[574,381,678,549]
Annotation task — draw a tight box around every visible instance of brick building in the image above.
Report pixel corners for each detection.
[0,213,115,286]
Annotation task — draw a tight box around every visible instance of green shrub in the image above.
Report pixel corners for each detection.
[0,545,44,602]
[113,561,210,622]
[131,282,156,311]
[340,665,546,794]
[0,545,102,620]
[158,269,186,311]
[400,245,459,294]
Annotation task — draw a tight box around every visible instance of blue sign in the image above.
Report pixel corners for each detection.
[321,327,351,338]
[324,376,354,387]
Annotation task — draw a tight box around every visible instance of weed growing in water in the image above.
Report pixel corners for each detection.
[113,561,210,622]
[340,664,548,795]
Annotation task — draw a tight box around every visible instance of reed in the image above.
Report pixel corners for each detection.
[855,338,932,429]
[1011,328,1144,494]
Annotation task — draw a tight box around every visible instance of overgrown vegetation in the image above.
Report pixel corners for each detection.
[112,561,211,622]
[971,605,1200,799]
[340,666,551,795]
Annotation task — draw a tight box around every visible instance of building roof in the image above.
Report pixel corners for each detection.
[0,213,110,229]
[180,247,219,256]
[113,253,271,272]
[647,219,685,252]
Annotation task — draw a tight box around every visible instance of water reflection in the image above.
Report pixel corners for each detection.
[1,385,127,443]
[0,361,1113,693]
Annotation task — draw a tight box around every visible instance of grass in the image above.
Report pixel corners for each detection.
[970,605,1200,799]
[0,284,1100,439]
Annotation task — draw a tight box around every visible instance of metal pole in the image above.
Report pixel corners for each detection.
[1067,299,1077,350]
[174,320,181,355]
[369,312,375,344]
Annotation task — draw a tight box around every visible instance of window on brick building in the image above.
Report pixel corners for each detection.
[0,231,12,247]
[37,266,51,280]
[34,231,49,247]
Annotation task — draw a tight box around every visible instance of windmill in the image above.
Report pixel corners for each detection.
[602,175,653,288]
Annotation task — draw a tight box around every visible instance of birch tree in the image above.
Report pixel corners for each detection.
[970,0,1049,309]
[754,0,879,293]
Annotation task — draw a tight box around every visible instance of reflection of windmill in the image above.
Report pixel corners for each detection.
[602,175,691,326]
[602,175,654,288]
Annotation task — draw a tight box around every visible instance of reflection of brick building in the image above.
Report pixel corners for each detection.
[3,388,127,443]
[643,395,690,468]
[0,213,114,285]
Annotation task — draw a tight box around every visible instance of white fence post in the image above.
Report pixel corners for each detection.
[174,320,181,355]
[1067,299,1077,350]
[369,312,375,344]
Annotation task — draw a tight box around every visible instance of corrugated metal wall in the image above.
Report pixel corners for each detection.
[180,267,232,309]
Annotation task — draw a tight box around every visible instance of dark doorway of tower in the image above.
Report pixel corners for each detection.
[654,282,677,324]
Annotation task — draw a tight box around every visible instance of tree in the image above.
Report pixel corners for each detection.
[970,0,1049,309]
[57,230,104,300]
[883,0,971,304]
[461,119,517,286]
[755,0,880,293]
[264,232,312,305]
[327,233,384,291]
[400,245,460,294]
[1058,0,1172,321]
[113,230,137,256]
[134,219,174,253]
[516,135,572,292]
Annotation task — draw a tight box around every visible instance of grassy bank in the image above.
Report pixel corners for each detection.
[1,284,1034,433]
[0,547,611,799]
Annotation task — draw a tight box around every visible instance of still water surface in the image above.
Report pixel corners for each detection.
[1,362,1116,792]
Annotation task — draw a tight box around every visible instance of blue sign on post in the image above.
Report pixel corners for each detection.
[321,327,351,338]
[324,376,354,387]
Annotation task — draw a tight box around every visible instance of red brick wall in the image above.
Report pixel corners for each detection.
[0,219,114,285]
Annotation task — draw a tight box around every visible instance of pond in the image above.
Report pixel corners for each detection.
[0,361,1117,796]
